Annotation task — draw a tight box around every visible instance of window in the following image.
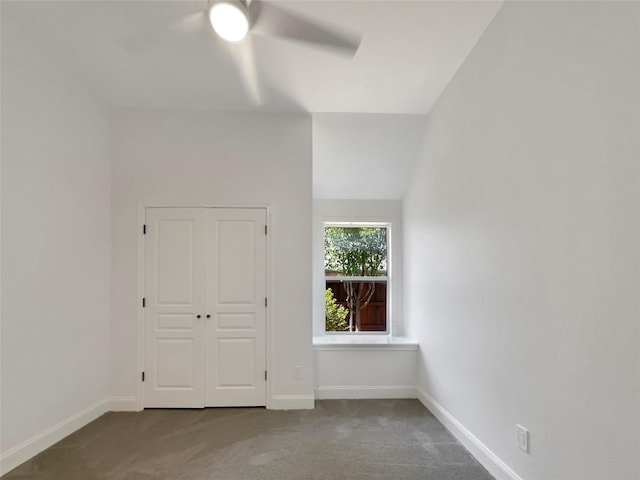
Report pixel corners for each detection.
[324,223,389,333]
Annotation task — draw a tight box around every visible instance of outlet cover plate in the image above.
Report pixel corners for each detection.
[517,425,529,453]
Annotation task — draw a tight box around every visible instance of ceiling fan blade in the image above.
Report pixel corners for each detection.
[250,1,361,57]
[226,36,264,106]
[172,11,209,35]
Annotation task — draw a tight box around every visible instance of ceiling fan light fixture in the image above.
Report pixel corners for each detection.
[209,1,249,42]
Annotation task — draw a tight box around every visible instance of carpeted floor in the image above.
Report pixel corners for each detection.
[3,399,494,480]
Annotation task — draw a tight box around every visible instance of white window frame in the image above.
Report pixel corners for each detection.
[323,222,391,335]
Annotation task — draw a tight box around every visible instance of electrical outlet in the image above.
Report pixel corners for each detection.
[294,365,303,379]
[516,425,529,453]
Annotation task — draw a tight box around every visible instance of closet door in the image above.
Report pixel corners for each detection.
[143,208,206,407]
[205,208,267,406]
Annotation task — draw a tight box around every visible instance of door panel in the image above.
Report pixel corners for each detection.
[217,338,256,386]
[155,220,195,305]
[217,221,257,304]
[144,208,205,408]
[205,208,267,406]
[155,313,194,331]
[217,313,255,330]
[155,339,195,387]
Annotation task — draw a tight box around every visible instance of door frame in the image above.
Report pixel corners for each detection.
[136,203,272,411]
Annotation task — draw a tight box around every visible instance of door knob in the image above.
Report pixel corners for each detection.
[196,315,201,319]
[206,314,211,318]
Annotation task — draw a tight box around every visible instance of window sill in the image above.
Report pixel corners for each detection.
[312,335,419,351]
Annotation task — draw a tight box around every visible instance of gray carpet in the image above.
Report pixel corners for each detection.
[3,399,494,480]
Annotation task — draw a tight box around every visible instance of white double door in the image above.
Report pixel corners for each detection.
[143,207,266,408]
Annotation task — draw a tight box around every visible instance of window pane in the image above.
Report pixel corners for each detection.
[326,280,387,332]
[324,226,387,277]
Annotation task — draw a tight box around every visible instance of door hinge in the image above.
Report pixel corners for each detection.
[142,372,145,382]
[142,297,146,308]
[264,297,267,307]
[265,370,267,381]
[143,224,146,235]
[264,225,267,235]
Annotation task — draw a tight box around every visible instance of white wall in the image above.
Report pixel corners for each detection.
[1,18,112,465]
[111,110,314,408]
[314,344,417,399]
[404,2,639,480]
[313,114,427,200]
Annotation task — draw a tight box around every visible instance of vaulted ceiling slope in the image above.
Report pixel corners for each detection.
[2,0,503,114]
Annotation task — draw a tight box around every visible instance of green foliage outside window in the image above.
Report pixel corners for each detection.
[325,288,349,332]
[324,227,387,276]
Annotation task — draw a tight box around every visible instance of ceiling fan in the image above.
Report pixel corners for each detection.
[209,0,361,53]
[131,0,362,105]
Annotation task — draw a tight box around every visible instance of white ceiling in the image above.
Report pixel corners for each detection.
[2,0,502,114]
[3,0,502,199]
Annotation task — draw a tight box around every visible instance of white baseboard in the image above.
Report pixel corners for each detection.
[109,396,139,412]
[269,394,315,409]
[0,398,110,476]
[416,387,523,480]
[315,385,417,399]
